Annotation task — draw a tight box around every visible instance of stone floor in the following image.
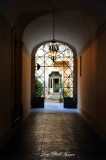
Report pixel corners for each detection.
[0,108,106,160]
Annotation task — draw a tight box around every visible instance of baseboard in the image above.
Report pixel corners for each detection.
[78,107,106,141]
[0,123,20,149]
[23,105,31,121]
[0,106,31,149]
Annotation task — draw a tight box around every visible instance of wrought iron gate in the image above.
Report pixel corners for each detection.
[35,42,74,108]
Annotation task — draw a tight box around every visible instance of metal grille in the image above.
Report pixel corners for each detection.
[35,42,74,98]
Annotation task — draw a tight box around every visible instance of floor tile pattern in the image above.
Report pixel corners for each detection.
[0,110,106,160]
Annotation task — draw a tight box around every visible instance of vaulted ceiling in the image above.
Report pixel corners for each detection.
[0,0,106,55]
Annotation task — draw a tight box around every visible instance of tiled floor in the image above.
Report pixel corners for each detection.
[0,109,106,160]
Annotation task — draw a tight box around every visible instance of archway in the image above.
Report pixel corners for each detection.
[32,41,77,108]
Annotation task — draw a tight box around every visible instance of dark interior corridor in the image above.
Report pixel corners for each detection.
[0,1,106,160]
[0,109,106,160]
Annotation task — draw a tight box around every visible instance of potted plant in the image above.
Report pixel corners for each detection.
[32,77,44,108]
[63,90,75,108]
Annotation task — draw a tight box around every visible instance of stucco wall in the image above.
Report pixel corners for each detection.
[22,46,31,120]
[78,29,106,139]
[0,15,12,146]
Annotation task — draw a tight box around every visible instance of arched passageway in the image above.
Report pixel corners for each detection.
[31,42,77,109]
[15,8,106,141]
[0,0,106,152]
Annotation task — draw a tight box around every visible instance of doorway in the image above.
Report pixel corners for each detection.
[49,71,62,93]
[33,42,76,108]
[53,79,59,92]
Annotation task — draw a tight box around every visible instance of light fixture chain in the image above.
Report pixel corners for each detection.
[53,11,55,40]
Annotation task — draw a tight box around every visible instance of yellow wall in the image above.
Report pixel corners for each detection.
[22,46,31,120]
[78,29,106,139]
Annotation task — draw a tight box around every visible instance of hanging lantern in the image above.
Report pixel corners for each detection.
[49,11,59,62]
[49,39,59,62]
